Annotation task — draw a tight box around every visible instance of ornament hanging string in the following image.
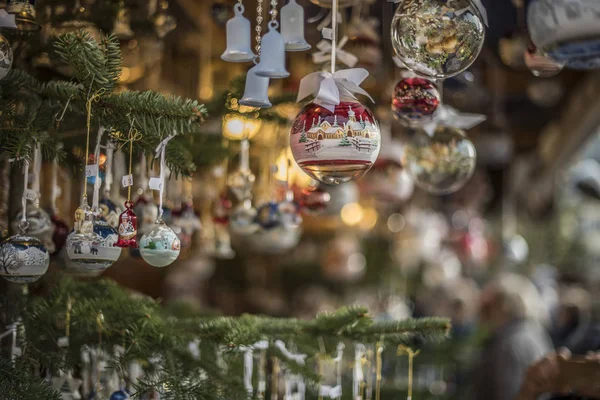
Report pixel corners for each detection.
[32,144,42,209]
[20,160,29,230]
[92,127,105,212]
[83,89,105,202]
[375,342,383,400]
[117,122,143,203]
[104,141,114,195]
[154,132,177,221]
[331,0,337,74]
[397,345,420,400]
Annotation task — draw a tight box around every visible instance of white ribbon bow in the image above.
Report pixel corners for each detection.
[297,68,374,113]
[275,340,307,366]
[0,10,17,29]
[388,0,488,26]
[151,131,177,216]
[319,385,342,399]
[423,105,487,136]
[312,36,358,68]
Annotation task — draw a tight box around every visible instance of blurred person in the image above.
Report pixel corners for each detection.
[471,273,553,400]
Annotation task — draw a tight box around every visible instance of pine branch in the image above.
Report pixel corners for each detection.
[0,358,61,400]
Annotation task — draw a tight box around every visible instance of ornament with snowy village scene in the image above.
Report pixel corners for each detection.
[65,218,120,272]
[12,207,55,254]
[392,77,441,127]
[391,0,485,79]
[0,234,49,283]
[0,33,13,81]
[290,101,381,185]
[139,220,181,267]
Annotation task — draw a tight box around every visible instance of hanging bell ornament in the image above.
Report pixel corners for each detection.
[281,0,311,52]
[254,21,290,78]
[239,65,272,108]
[114,201,138,248]
[221,3,256,63]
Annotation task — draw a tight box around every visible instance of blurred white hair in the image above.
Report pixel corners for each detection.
[493,272,550,326]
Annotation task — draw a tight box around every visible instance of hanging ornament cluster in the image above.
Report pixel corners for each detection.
[139,133,181,268]
[403,125,477,195]
[392,76,441,127]
[0,159,49,283]
[390,0,487,79]
[524,43,565,78]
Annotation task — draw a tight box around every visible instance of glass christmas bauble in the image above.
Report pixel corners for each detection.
[0,33,13,80]
[115,201,138,248]
[255,202,281,230]
[110,389,131,400]
[278,200,303,228]
[172,203,202,235]
[229,201,259,235]
[139,221,181,267]
[290,101,381,185]
[0,235,49,283]
[227,170,256,201]
[361,160,415,203]
[12,208,55,253]
[300,184,331,215]
[65,219,121,272]
[213,194,232,225]
[391,0,485,79]
[524,44,565,78]
[392,77,441,127]
[403,126,476,195]
[246,221,303,255]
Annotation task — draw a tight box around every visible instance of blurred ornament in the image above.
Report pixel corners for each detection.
[211,223,236,259]
[228,169,256,201]
[99,196,121,229]
[300,184,331,215]
[112,5,135,41]
[172,203,202,235]
[321,235,366,282]
[135,195,159,236]
[110,389,130,400]
[7,0,40,34]
[502,234,529,265]
[0,34,13,80]
[323,181,359,216]
[221,3,255,62]
[456,218,489,269]
[526,78,564,108]
[524,43,565,77]
[363,161,415,204]
[309,0,359,7]
[0,234,49,283]
[213,194,232,225]
[290,100,381,185]
[499,33,528,70]
[255,202,281,230]
[281,0,311,52]
[422,248,461,288]
[246,212,302,255]
[345,17,381,69]
[66,218,120,273]
[392,77,440,128]
[115,201,138,248]
[566,55,600,70]
[222,114,261,140]
[50,1,101,44]
[391,0,486,79]
[211,2,230,26]
[153,1,177,39]
[51,214,69,255]
[12,207,55,253]
[403,126,476,195]
[230,199,259,235]
[139,220,181,267]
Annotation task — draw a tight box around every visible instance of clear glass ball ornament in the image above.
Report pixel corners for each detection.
[290,100,381,185]
[524,43,565,78]
[12,207,55,253]
[0,33,14,80]
[403,126,476,195]
[0,234,49,283]
[227,170,256,201]
[391,0,485,79]
[139,220,181,267]
[246,201,303,254]
[65,218,121,272]
[229,200,259,236]
[392,77,441,127]
[300,184,331,215]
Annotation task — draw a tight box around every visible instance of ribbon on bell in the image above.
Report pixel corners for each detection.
[297,68,374,113]
[422,105,487,136]
[312,36,358,68]
[387,0,488,27]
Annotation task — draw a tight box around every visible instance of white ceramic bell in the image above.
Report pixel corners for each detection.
[221,3,256,63]
[281,0,311,52]
[254,21,290,78]
[239,65,272,108]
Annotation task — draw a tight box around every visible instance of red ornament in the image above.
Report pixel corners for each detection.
[114,200,138,248]
[391,77,440,127]
[300,185,330,215]
[290,100,381,185]
[213,194,232,225]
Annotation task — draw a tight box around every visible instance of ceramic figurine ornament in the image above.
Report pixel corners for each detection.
[115,200,138,248]
[221,2,256,62]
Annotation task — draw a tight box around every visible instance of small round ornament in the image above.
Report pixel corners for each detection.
[12,207,55,253]
[278,200,303,228]
[255,202,281,230]
[391,0,485,79]
[139,220,181,267]
[0,33,13,80]
[110,389,131,400]
[115,201,138,248]
[524,44,565,78]
[229,200,259,235]
[290,100,381,185]
[392,77,441,127]
[300,184,331,215]
[0,234,49,283]
[66,219,120,272]
[403,126,476,195]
